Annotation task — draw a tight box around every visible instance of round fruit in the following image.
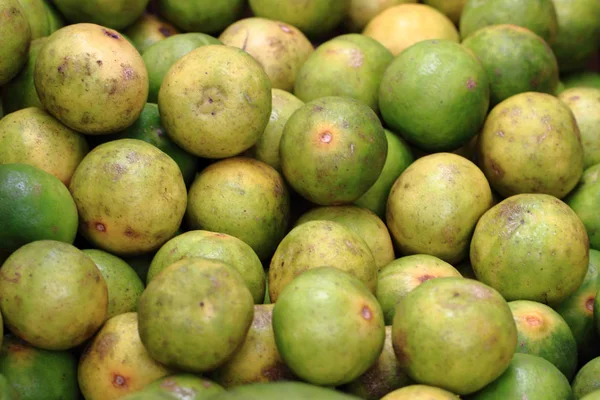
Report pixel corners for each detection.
[17,0,49,39]
[185,157,290,261]
[70,139,187,256]
[574,357,600,398]
[212,381,360,400]
[268,220,378,302]
[0,163,78,253]
[566,164,600,251]
[158,0,244,33]
[377,254,462,324]
[124,13,178,54]
[78,312,171,400]
[381,385,459,400]
[459,0,558,45]
[294,34,393,113]
[559,88,600,169]
[273,267,385,386]
[0,107,89,185]
[138,258,255,372]
[219,18,314,92]
[51,0,148,30]
[363,4,459,56]
[386,153,493,264]
[280,96,387,205]
[141,375,225,398]
[379,40,489,152]
[147,230,265,304]
[0,240,107,350]
[508,300,578,380]
[34,23,148,134]
[470,193,589,305]
[82,249,145,320]
[462,24,559,106]
[392,277,517,395]
[477,92,583,198]
[158,45,271,159]
[469,353,572,399]
[0,0,31,86]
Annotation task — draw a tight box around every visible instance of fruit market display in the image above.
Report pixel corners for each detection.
[1,0,600,399]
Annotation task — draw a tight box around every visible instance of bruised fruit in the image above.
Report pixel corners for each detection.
[273,267,385,386]
[381,385,458,400]
[158,0,245,33]
[69,139,187,256]
[34,23,148,134]
[392,277,517,395]
[386,153,493,264]
[82,249,145,319]
[147,230,265,304]
[0,163,78,253]
[280,96,387,205]
[268,220,378,302]
[219,18,314,92]
[0,0,31,86]
[341,326,412,400]
[377,254,462,324]
[295,205,395,270]
[0,107,89,185]
[0,336,78,400]
[138,258,255,373]
[158,45,271,159]
[141,375,225,399]
[78,312,171,400]
[124,12,178,54]
[471,193,589,305]
[186,157,290,261]
[477,92,583,198]
[52,0,149,30]
[0,240,108,350]
[210,304,296,387]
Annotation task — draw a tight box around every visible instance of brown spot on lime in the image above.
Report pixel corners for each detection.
[122,65,134,80]
[361,305,373,320]
[418,274,435,283]
[112,374,128,388]
[392,329,410,365]
[102,29,120,39]
[199,302,205,307]
[279,24,292,33]
[569,96,581,102]
[490,160,504,178]
[495,131,505,137]
[96,333,118,360]
[525,315,543,326]
[320,131,332,143]
[466,78,476,90]
[586,297,595,312]
[124,227,138,238]
[158,26,175,37]
[96,60,102,66]
[96,223,106,232]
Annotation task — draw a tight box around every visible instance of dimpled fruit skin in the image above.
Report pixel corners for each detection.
[470,193,589,305]
[0,0,31,86]
[158,45,272,159]
[34,23,148,135]
[392,277,517,395]
[378,40,489,152]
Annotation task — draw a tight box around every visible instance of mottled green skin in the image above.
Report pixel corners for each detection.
[559,88,600,169]
[253,89,304,172]
[295,205,395,270]
[158,0,244,33]
[248,0,351,37]
[211,382,361,400]
[355,130,414,219]
[551,0,600,72]
[294,34,393,112]
[0,163,78,252]
[470,354,572,399]
[52,0,149,30]
[186,157,290,261]
[556,250,600,362]
[268,220,378,302]
[341,326,412,400]
[273,267,385,386]
[1,37,47,114]
[459,0,558,44]
[379,40,489,152]
[69,139,187,256]
[17,0,48,38]
[0,241,108,350]
[471,194,589,305]
[159,45,271,159]
[142,374,225,399]
[124,13,178,54]
[82,249,144,320]
[377,255,462,325]
[147,230,265,304]
[138,258,254,372]
[0,336,79,400]
[142,33,220,104]
[280,96,387,205]
[0,0,31,86]
[573,357,600,398]
[565,164,600,251]
[478,92,584,198]
[462,25,559,106]
[386,153,494,264]
[109,103,198,185]
[392,277,517,395]
[34,23,149,135]
[509,300,578,380]
[562,72,600,90]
